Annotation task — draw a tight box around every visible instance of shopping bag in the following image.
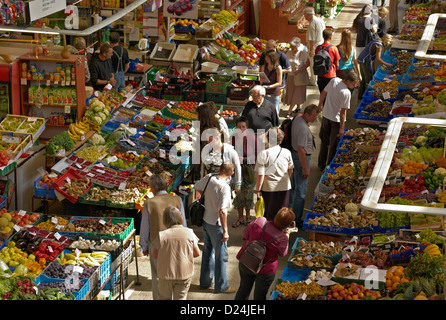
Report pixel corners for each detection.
[255,196,264,218]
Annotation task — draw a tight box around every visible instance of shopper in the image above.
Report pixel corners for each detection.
[388,0,400,34]
[70,37,90,84]
[206,101,230,141]
[258,39,291,91]
[139,174,187,300]
[317,72,360,171]
[284,37,310,118]
[242,85,279,138]
[109,31,130,92]
[357,35,393,100]
[195,163,236,294]
[152,206,200,300]
[254,127,294,221]
[89,42,116,91]
[352,4,378,56]
[231,116,259,228]
[314,28,341,93]
[336,29,361,82]
[377,7,389,38]
[303,7,326,86]
[260,49,283,118]
[289,104,319,228]
[201,127,242,192]
[234,207,295,300]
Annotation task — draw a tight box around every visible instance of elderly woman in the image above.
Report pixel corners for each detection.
[235,207,295,300]
[152,206,200,300]
[259,50,283,118]
[254,127,294,221]
[284,37,310,118]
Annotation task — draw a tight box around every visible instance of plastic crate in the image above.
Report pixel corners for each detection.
[150,42,176,61]
[172,44,198,63]
[69,216,135,241]
[303,212,352,235]
[183,86,206,102]
[34,177,57,199]
[35,274,90,300]
[227,79,256,100]
[52,168,93,204]
[205,92,227,104]
[280,266,310,282]
[205,74,234,94]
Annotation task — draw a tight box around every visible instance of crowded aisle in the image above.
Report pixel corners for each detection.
[0,0,445,306]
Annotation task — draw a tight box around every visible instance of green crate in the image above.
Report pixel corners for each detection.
[162,94,183,101]
[78,191,107,206]
[105,199,135,210]
[205,75,234,94]
[69,216,135,241]
[206,92,227,104]
[147,68,160,81]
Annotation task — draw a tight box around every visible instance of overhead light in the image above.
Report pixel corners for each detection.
[0,27,60,35]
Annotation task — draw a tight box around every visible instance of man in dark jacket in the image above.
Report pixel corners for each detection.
[89,43,116,91]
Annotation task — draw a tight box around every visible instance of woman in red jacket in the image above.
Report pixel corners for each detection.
[235,207,295,300]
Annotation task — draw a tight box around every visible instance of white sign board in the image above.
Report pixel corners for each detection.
[28,0,67,22]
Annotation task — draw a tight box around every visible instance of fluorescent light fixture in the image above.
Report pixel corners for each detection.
[0,27,59,35]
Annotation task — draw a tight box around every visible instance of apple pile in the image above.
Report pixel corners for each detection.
[0,150,10,167]
[326,283,382,300]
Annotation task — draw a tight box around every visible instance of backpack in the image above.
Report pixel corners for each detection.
[237,220,285,274]
[280,115,298,151]
[313,45,333,76]
[357,40,382,73]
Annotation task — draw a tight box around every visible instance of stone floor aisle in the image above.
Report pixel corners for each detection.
[124,0,409,300]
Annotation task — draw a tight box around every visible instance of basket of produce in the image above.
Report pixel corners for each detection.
[78,185,111,206]
[35,274,90,300]
[52,168,93,203]
[63,216,134,241]
[205,74,234,94]
[34,174,58,199]
[293,238,343,264]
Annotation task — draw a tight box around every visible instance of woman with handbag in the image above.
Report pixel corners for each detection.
[231,116,259,227]
[283,37,310,118]
[235,207,295,300]
[254,127,294,221]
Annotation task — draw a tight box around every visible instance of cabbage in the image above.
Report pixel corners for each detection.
[90,133,106,145]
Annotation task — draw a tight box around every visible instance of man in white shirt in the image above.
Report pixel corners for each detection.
[194,163,235,294]
[317,72,360,171]
[304,7,325,86]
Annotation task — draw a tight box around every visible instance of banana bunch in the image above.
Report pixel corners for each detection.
[437,190,446,203]
[76,251,109,267]
[424,244,442,256]
[68,119,90,142]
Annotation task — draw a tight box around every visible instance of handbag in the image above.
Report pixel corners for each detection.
[189,174,214,227]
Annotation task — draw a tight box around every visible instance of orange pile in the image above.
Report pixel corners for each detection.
[402,160,428,175]
[385,265,410,291]
[216,37,238,53]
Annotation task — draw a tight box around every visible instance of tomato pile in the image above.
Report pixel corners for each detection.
[399,175,428,194]
[177,101,198,112]
[153,115,172,127]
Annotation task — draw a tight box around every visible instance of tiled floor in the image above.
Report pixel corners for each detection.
[124,0,409,300]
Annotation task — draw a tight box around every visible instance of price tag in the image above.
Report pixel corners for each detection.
[51,217,58,224]
[18,210,26,216]
[119,181,127,190]
[73,265,84,274]
[96,163,105,168]
[150,158,158,163]
[87,173,95,177]
[99,219,106,225]
[46,80,51,86]
[49,173,58,178]
[105,83,113,90]
[13,225,21,232]
[48,246,53,253]
[66,177,71,184]
[304,278,312,285]
[54,232,61,240]
[21,78,27,85]
[297,293,307,300]
[75,163,82,169]
[107,156,118,163]
[331,208,339,214]
[56,149,66,157]
[64,106,71,113]
[145,170,153,176]
[305,255,313,261]
[383,92,391,100]
[159,149,166,158]
[329,193,336,199]
[2,136,20,144]
[71,81,76,86]
[329,241,335,247]
[61,80,66,87]
[97,169,105,174]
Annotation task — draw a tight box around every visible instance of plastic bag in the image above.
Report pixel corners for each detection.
[255,196,264,218]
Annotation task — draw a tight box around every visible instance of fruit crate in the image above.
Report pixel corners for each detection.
[146,84,164,99]
[77,185,107,206]
[163,80,191,96]
[13,116,46,143]
[183,87,206,102]
[35,274,91,300]
[34,176,57,199]
[205,74,234,94]
[67,216,135,241]
[162,94,184,101]
[172,44,199,63]
[52,168,93,204]
[0,115,26,133]
[205,92,227,104]
[150,42,177,61]
[227,79,257,100]
[303,212,352,235]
